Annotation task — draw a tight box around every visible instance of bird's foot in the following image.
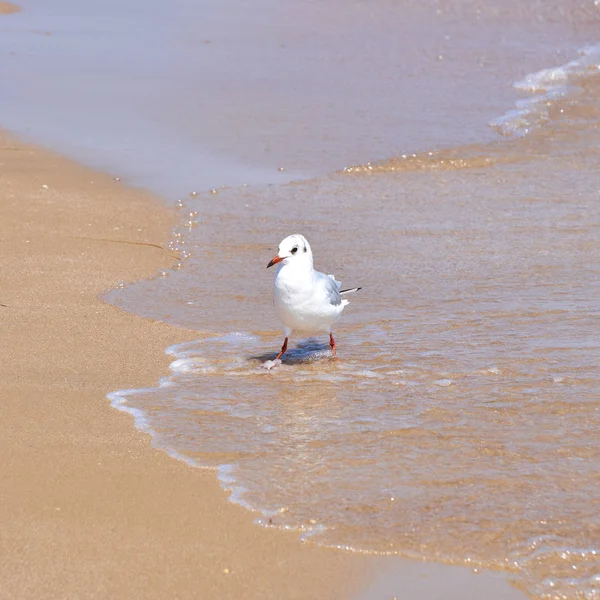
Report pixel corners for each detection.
[261,359,282,370]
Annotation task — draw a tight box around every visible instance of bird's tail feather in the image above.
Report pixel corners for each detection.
[340,287,362,295]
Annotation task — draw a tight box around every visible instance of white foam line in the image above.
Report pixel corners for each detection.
[216,465,332,541]
[107,333,329,532]
[217,464,256,512]
[108,389,210,470]
[165,332,259,358]
[490,44,600,137]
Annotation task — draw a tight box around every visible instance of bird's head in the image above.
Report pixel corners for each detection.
[267,234,313,269]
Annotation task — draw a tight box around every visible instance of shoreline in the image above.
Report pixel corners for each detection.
[0,130,529,598]
[0,130,373,599]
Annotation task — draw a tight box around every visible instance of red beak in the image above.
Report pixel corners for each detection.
[267,254,284,269]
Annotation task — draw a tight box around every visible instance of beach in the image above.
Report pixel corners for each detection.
[0,131,532,600]
[2,0,598,597]
[0,131,373,598]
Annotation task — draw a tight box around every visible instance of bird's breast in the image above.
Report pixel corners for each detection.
[274,268,313,303]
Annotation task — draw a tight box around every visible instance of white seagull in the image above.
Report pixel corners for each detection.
[266,234,360,362]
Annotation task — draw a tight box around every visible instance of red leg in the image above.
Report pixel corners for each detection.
[275,337,288,360]
[329,333,337,357]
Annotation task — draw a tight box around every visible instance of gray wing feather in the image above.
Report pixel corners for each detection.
[315,271,342,306]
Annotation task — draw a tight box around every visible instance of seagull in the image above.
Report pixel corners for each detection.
[266,234,360,363]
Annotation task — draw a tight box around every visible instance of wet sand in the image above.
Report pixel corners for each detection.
[0,130,373,599]
[0,2,19,15]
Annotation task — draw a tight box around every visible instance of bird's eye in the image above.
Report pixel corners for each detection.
[291,246,298,254]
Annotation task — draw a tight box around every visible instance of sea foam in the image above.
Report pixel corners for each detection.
[491,45,600,137]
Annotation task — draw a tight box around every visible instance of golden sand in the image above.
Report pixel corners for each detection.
[0,131,370,599]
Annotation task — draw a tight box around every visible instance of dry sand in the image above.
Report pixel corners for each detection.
[0,131,372,599]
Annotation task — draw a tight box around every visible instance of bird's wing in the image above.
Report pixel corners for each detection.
[315,271,343,306]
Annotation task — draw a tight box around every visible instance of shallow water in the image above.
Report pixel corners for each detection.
[2,0,597,193]
[4,0,600,598]
[109,120,600,598]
